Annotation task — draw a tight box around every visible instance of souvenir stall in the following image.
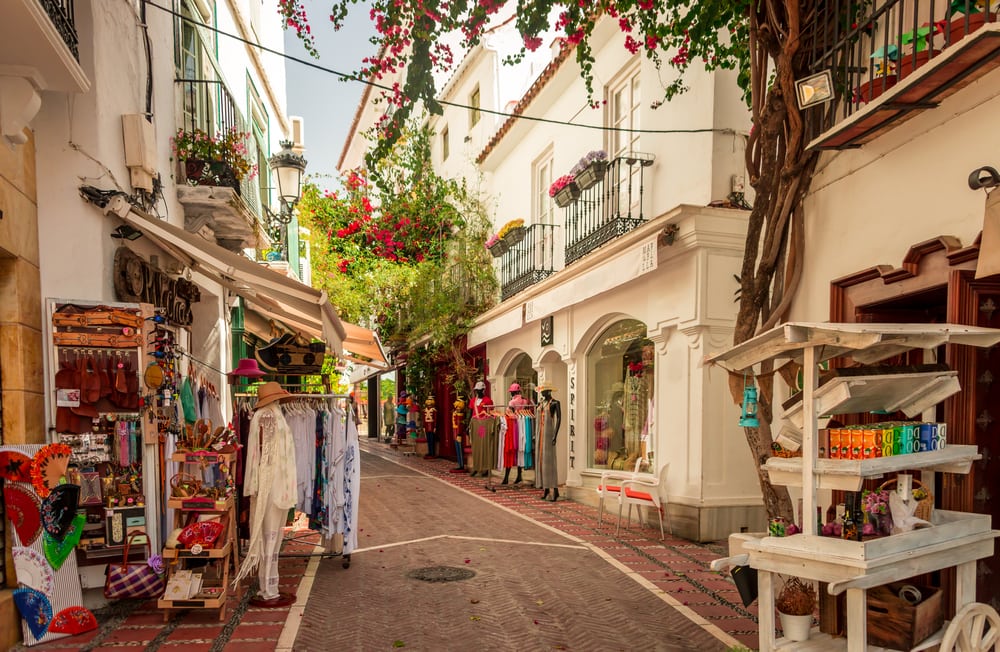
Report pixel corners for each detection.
[708,323,1000,652]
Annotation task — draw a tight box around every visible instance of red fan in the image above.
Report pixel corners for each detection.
[3,484,42,546]
[30,443,72,498]
[0,450,32,483]
[48,605,98,635]
[177,520,225,548]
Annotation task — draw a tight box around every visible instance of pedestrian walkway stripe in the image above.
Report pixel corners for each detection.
[359,443,743,650]
[352,534,588,555]
[276,542,324,652]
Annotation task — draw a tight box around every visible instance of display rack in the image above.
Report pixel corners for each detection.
[158,451,238,621]
[706,323,1000,652]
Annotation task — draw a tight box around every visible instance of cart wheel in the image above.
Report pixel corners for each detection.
[940,602,1000,651]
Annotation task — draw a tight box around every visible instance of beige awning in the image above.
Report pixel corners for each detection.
[105,197,346,354]
[341,320,388,368]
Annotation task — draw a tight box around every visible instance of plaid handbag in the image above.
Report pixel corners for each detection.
[104,531,165,600]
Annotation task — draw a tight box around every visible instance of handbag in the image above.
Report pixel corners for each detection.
[104,530,165,600]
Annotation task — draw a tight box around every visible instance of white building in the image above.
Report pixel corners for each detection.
[342,15,766,541]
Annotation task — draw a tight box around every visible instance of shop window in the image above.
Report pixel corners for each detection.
[587,319,654,469]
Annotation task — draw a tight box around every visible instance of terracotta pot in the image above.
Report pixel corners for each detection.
[947,12,995,46]
[898,49,940,80]
[854,75,898,104]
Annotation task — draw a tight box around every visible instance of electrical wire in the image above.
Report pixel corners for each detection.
[143,0,727,136]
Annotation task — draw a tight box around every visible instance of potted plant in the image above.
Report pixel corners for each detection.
[946,0,996,46]
[497,218,526,246]
[775,577,816,642]
[549,174,580,208]
[572,150,609,191]
[485,233,509,258]
[172,127,256,193]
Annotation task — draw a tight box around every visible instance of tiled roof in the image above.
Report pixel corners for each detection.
[476,39,574,165]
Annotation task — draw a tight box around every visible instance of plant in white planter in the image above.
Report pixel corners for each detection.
[776,577,816,642]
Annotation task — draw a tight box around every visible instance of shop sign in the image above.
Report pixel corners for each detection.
[113,248,199,325]
[540,316,553,347]
[568,363,576,470]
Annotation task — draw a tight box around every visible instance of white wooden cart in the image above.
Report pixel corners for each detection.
[706,323,1000,652]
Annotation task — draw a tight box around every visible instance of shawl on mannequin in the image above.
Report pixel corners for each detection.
[233,404,296,585]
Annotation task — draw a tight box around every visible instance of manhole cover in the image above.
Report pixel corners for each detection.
[407,566,476,582]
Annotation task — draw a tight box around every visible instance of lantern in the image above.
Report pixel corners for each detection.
[739,378,760,428]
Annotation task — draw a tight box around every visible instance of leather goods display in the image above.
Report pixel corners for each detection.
[104,531,165,600]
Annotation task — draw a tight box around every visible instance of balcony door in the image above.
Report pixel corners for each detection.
[176,0,214,134]
[607,67,641,219]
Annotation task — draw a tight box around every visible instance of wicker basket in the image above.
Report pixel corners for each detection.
[170,472,202,498]
[879,477,933,521]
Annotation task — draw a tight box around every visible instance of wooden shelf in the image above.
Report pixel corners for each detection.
[171,451,235,464]
[781,371,960,430]
[162,542,231,559]
[167,496,233,511]
[158,595,226,610]
[763,445,981,491]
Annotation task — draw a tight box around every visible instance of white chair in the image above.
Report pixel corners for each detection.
[596,457,644,527]
[618,462,671,539]
[938,602,1000,651]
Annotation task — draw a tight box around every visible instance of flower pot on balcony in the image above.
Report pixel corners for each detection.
[574,160,608,191]
[854,75,898,104]
[897,49,939,80]
[487,239,510,258]
[553,182,581,208]
[502,225,526,246]
[183,159,241,194]
[947,12,995,46]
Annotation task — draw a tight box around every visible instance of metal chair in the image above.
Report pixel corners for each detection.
[618,462,671,539]
[596,457,644,527]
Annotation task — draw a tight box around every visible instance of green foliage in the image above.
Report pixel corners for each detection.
[298,120,498,365]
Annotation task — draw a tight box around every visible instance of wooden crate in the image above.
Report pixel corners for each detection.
[866,583,943,650]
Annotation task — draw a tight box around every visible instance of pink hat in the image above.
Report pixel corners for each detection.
[508,383,521,393]
[228,358,266,378]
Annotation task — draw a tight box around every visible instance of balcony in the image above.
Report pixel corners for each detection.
[175,73,267,252]
[564,153,654,266]
[807,0,1000,150]
[499,224,559,301]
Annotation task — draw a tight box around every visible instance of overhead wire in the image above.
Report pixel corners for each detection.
[144,0,729,136]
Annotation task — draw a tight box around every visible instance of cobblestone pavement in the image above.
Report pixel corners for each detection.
[18,440,760,652]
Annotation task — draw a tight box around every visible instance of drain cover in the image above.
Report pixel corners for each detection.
[407,566,476,582]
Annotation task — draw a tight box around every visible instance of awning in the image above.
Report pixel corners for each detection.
[341,321,389,368]
[100,194,346,354]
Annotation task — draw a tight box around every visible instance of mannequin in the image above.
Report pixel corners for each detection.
[382,395,395,441]
[503,383,528,484]
[423,397,438,459]
[537,383,562,501]
[608,381,626,454]
[451,396,467,472]
[235,381,297,606]
[469,381,495,477]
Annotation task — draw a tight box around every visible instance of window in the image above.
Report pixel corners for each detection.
[608,69,640,159]
[534,154,554,225]
[176,0,213,133]
[470,86,481,128]
[442,125,450,161]
[588,319,654,469]
[247,80,268,214]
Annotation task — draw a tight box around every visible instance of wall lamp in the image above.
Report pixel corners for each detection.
[264,140,307,228]
[111,224,143,241]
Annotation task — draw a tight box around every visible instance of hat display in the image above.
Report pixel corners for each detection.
[399,390,409,398]
[228,358,267,378]
[508,382,521,393]
[474,381,486,390]
[0,450,33,483]
[48,606,98,635]
[4,485,42,546]
[537,382,556,394]
[255,381,291,409]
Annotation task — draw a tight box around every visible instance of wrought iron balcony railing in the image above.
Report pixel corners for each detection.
[806,0,998,145]
[564,153,654,266]
[41,0,79,59]
[499,224,559,301]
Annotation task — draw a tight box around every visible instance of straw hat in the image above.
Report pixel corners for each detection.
[537,382,556,394]
[255,381,291,409]
[228,358,266,378]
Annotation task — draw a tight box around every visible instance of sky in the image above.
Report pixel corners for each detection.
[283,0,378,191]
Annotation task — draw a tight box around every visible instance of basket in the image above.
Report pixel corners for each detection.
[879,477,933,521]
[170,472,202,498]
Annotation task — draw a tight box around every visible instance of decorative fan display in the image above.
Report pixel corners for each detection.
[177,519,225,548]
[41,484,80,540]
[3,484,42,546]
[12,547,55,598]
[30,444,72,498]
[48,606,98,635]
[43,513,85,571]
[12,587,53,640]
[0,450,33,482]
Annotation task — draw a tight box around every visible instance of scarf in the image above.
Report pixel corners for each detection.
[233,404,296,585]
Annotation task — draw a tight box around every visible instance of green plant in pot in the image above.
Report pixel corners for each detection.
[776,577,816,642]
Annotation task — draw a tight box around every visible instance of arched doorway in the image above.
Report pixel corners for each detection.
[504,352,538,403]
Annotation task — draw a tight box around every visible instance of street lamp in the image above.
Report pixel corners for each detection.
[264,140,307,259]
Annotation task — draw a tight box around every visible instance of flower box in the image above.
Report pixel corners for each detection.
[575,160,608,191]
[553,182,581,208]
[502,225,526,246]
[897,49,939,80]
[854,75,897,104]
[487,239,510,258]
[183,159,241,194]
[947,12,995,46]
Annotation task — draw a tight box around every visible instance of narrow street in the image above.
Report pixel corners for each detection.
[288,443,755,651]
